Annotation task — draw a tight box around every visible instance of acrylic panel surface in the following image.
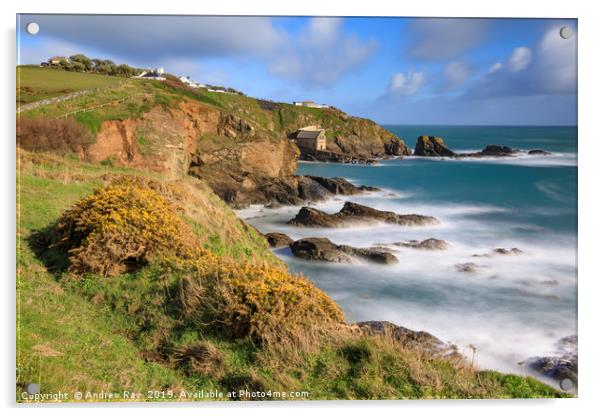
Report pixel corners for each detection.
[16,14,577,403]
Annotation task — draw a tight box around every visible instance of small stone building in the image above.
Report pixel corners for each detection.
[296,127,327,151]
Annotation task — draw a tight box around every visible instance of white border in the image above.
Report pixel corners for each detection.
[3,1,600,415]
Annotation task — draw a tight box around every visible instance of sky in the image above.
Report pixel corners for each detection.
[18,15,577,125]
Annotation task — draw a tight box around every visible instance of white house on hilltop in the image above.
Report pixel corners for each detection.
[293,100,330,109]
[178,76,206,88]
[134,67,166,81]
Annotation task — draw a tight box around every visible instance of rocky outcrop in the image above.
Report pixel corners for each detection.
[275,106,411,159]
[522,335,577,387]
[287,202,439,228]
[473,247,523,258]
[307,176,379,195]
[290,238,398,265]
[455,262,481,273]
[460,145,516,157]
[412,135,552,159]
[301,150,377,164]
[528,149,552,155]
[355,321,461,359]
[378,238,448,251]
[414,136,456,157]
[264,232,294,248]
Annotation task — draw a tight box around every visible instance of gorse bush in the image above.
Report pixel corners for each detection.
[17,116,92,155]
[166,256,345,348]
[55,177,343,349]
[53,177,199,276]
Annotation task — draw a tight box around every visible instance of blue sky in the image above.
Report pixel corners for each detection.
[18,15,577,125]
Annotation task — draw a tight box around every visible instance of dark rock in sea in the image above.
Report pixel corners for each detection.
[356,321,461,359]
[384,137,411,156]
[522,335,578,386]
[290,237,398,264]
[414,136,456,157]
[528,149,552,155]
[264,232,294,248]
[307,175,380,195]
[493,247,523,255]
[473,247,523,257]
[287,201,439,228]
[296,176,332,201]
[391,238,449,250]
[455,262,481,273]
[479,145,516,156]
[457,145,520,158]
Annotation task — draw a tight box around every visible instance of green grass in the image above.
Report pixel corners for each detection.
[17,66,124,104]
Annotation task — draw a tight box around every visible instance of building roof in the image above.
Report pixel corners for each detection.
[297,130,323,140]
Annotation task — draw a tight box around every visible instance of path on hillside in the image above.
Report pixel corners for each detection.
[17,81,126,114]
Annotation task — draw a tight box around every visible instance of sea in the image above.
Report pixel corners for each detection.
[236,125,578,384]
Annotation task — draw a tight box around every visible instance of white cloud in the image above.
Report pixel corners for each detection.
[488,62,503,73]
[468,24,577,98]
[301,17,341,48]
[269,17,377,86]
[387,70,425,96]
[508,47,532,71]
[407,18,489,60]
[22,15,287,63]
[442,61,471,90]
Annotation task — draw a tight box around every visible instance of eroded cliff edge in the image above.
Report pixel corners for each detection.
[84,92,409,207]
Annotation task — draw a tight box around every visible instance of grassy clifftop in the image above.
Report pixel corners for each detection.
[17,66,408,157]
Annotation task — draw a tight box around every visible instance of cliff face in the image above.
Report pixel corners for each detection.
[86,99,300,206]
[83,92,409,206]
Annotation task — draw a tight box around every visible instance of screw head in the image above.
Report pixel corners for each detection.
[25,383,40,394]
[26,22,39,35]
[559,378,574,391]
[559,26,572,40]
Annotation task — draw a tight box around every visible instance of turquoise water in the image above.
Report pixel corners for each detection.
[237,125,577,383]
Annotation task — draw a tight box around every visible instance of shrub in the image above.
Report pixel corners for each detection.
[53,177,199,276]
[166,256,345,348]
[17,116,92,155]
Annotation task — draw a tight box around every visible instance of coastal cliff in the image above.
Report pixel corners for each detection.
[25,77,409,206]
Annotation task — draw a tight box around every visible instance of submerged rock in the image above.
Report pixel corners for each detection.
[355,321,461,359]
[493,247,524,255]
[287,202,439,228]
[522,335,578,386]
[473,247,524,257]
[290,237,398,264]
[389,238,448,250]
[414,136,456,157]
[264,232,294,248]
[528,149,552,155]
[455,262,481,273]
